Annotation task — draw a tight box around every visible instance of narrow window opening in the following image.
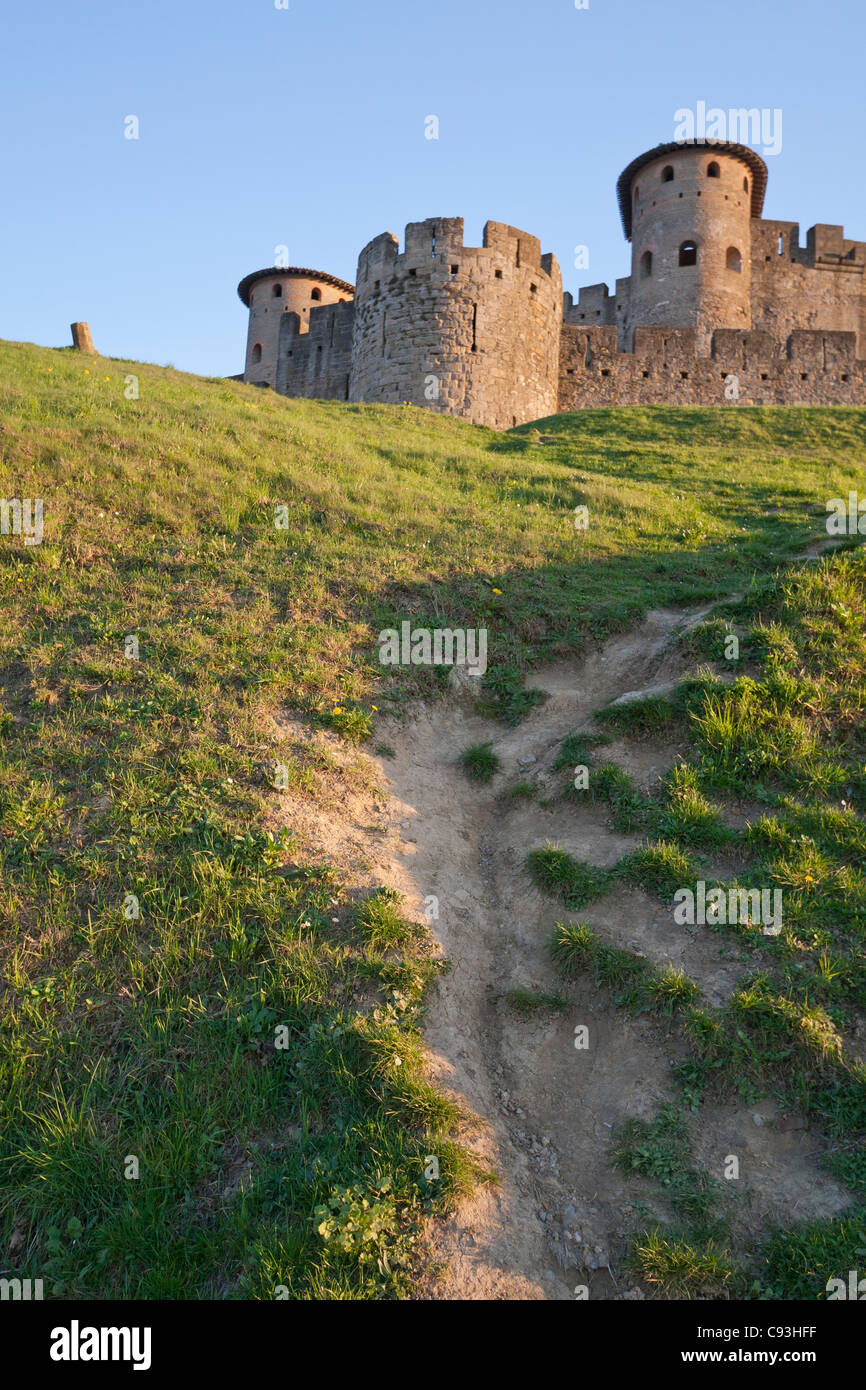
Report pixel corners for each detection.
[495,268,503,279]
[640,249,653,279]
[678,241,698,267]
[311,288,322,301]
[707,161,720,178]
[743,177,749,193]
[471,303,477,352]
[409,268,417,277]
[726,246,742,273]
[450,264,458,277]
[530,282,537,294]
[778,234,784,255]
[661,165,674,182]
[272,284,282,297]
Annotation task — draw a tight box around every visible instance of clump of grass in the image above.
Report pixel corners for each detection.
[354,888,417,948]
[320,703,374,744]
[588,762,654,832]
[506,781,535,800]
[680,614,745,664]
[657,763,734,848]
[527,845,611,908]
[504,987,568,1015]
[458,741,500,783]
[646,966,701,1017]
[553,731,612,771]
[618,840,697,900]
[628,1231,737,1298]
[479,666,547,725]
[549,922,598,976]
[596,694,682,736]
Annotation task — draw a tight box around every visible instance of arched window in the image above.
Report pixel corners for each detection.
[272,283,282,297]
[707,161,720,178]
[679,241,698,267]
[311,287,322,301]
[640,249,653,278]
[743,177,749,193]
[661,165,674,182]
[251,343,262,363]
[726,246,742,273]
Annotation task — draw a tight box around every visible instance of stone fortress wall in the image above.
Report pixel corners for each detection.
[238,140,866,423]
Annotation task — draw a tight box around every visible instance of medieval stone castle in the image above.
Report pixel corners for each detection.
[238,141,866,427]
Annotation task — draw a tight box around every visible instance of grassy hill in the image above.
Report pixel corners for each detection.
[1,338,865,1298]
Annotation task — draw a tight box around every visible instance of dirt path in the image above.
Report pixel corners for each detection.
[371,607,848,1300]
[273,603,849,1300]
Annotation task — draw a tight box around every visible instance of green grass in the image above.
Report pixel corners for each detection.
[458,741,500,783]
[2,338,866,1299]
[526,846,611,907]
[613,1104,724,1240]
[503,987,568,1015]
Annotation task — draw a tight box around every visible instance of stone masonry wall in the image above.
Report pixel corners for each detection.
[750,220,865,357]
[348,218,562,428]
[558,323,866,408]
[277,300,355,401]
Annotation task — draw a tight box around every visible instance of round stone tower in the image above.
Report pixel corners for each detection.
[617,141,768,353]
[349,218,562,428]
[237,267,354,388]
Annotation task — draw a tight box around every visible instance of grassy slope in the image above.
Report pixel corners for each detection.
[541,552,866,1295]
[1,337,865,1299]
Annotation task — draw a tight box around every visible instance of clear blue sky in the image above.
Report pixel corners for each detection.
[2,0,863,377]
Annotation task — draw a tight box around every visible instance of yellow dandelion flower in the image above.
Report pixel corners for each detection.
[492,587,502,594]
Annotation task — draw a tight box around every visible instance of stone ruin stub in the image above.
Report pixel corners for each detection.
[71,322,95,354]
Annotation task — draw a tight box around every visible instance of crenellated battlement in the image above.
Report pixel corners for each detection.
[560,323,864,409]
[348,217,562,428]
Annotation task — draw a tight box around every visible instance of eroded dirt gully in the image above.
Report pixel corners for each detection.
[275,603,849,1301]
